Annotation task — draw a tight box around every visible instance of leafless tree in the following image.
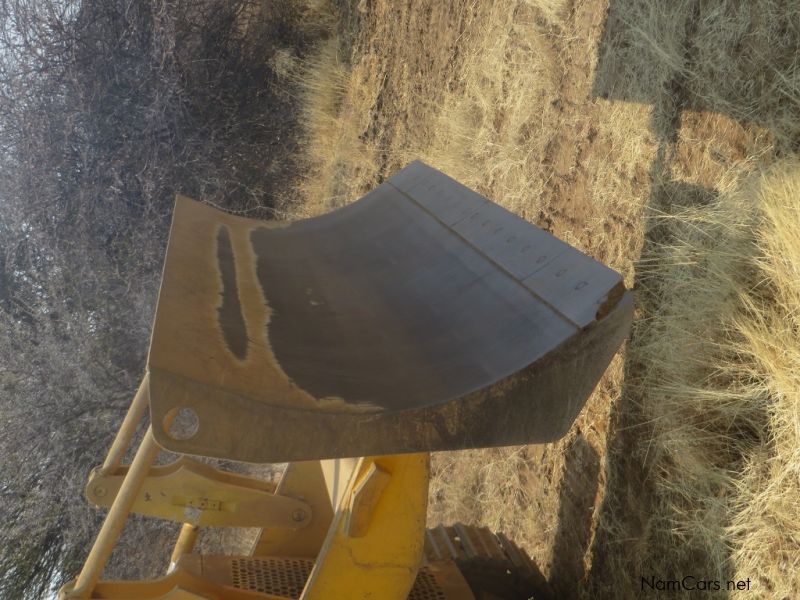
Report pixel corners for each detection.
[0,0,324,595]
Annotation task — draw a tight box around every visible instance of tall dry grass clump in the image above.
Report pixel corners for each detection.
[626,161,800,597]
[727,164,800,597]
[291,36,381,216]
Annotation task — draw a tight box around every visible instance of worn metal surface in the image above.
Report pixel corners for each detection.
[86,457,310,529]
[250,461,335,559]
[300,454,430,600]
[148,161,633,462]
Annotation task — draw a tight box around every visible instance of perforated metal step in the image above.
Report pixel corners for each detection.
[225,556,451,599]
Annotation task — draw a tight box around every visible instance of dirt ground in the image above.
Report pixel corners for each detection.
[287,0,789,597]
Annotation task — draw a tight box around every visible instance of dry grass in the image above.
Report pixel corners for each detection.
[287,0,652,268]
[287,2,652,593]
[286,0,800,596]
[428,447,538,549]
[727,164,800,597]
[592,160,800,599]
[585,1,800,596]
[291,35,380,216]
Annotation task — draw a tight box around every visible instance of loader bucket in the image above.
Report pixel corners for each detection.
[148,161,632,463]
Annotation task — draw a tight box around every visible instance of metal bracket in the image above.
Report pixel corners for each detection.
[344,462,391,538]
[86,456,311,529]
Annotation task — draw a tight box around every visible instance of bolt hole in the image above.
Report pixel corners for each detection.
[165,407,199,441]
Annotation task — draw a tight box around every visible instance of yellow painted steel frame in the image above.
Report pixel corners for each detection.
[86,457,311,529]
[60,378,431,600]
[302,454,429,600]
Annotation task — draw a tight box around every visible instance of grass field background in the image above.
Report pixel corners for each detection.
[278,0,800,596]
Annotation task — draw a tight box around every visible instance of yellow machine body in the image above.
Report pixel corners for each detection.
[60,162,631,599]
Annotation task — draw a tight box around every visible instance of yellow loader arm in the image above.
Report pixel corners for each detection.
[61,161,631,599]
